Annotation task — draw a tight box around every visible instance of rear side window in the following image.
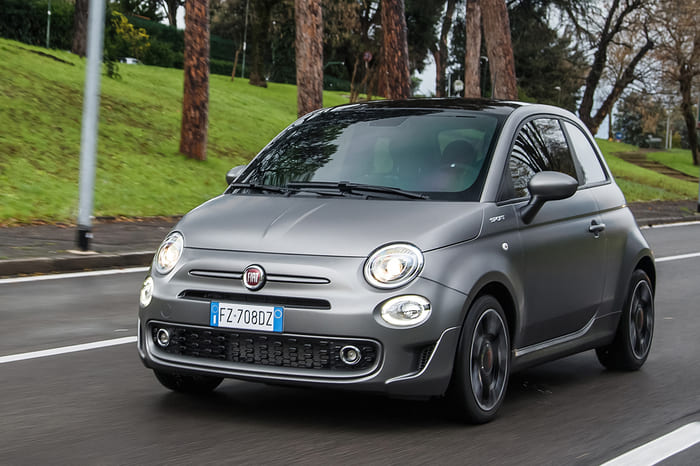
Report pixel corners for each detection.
[507,118,578,198]
[564,121,607,185]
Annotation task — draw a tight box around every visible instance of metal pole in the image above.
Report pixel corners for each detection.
[241,0,249,79]
[697,93,700,212]
[46,0,51,48]
[77,0,106,251]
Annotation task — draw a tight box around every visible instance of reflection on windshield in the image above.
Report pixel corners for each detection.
[240,108,501,201]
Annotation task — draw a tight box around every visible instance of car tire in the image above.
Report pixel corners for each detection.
[596,269,654,371]
[450,295,510,424]
[153,370,223,394]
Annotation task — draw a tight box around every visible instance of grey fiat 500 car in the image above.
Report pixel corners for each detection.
[138,99,655,423]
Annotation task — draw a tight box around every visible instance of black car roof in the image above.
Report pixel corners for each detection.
[327,98,525,116]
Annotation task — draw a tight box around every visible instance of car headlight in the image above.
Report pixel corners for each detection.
[155,232,183,275]
[364,243,424,289]
[380,295,432,327]
[139,276,154,308]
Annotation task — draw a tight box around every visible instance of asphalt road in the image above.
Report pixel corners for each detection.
[1,223,699,465]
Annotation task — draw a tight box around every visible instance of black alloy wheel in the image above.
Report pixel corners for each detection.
[596,269,654,371]
[451,295,510,424]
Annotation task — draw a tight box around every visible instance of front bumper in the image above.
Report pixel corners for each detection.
[138,248,468,397]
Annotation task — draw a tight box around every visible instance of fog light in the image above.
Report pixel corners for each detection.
[380,295,431,327]
[156,328,170,347]
[139,276,154,308]
[340,345,362,365]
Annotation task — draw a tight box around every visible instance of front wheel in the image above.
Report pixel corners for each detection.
[153,370,223,394]
[450,295,510,424]
[596,269,654,371]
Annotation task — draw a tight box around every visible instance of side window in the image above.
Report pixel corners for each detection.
[563,121,607,185]
[508,118,578,198]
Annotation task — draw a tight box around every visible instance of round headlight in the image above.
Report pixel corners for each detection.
[380,295,431,327]
[139,276,154,308]
[364,243,424,289]
[155,232,183,275]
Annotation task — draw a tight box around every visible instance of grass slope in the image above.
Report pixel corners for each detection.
[0,38,348,224]
[596,139,698,201]
[0,37,697,224]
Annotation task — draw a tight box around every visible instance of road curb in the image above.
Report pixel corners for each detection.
[0,251,154,278]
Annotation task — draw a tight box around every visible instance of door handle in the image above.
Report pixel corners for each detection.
[589,220,606,237]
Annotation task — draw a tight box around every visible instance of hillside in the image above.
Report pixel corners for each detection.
[0,38,349,224]
[1,37,697,225]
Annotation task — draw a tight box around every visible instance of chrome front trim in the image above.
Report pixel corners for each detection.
[513,315,597,358]
[189,269,330,285]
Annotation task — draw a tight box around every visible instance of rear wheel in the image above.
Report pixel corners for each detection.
[450,295,510,424]
[153,370,223,394]
[596,269,654,371]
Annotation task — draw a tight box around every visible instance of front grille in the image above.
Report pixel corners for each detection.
[151,323,379,373]
[178,290,331,310]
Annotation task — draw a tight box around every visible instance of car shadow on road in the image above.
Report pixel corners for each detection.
[150,352,631,430]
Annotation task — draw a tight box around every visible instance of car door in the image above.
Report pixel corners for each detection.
[502,117,606,348]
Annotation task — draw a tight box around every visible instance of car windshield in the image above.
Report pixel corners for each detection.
[238,107,502,201]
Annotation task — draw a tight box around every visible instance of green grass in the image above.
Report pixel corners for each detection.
[0,38,349,224]
[0,37,697,224]
[646,149,700,178]
[595,139,698,202]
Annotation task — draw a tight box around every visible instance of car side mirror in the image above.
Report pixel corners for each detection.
[226,165,246,185]
[520,171,578,224]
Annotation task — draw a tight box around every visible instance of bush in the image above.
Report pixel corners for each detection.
[210,58,234,77]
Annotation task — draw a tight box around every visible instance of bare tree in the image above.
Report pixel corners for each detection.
[381,0,411,99]
[573,0,654,134]
[179,0,210,161]
[160,0,184,28]
[480,0,517,99]
[72,0,89,57]
[654,0,700,165]
[295,0,323,117]
[463,0,481,98]
[430,0,458,97]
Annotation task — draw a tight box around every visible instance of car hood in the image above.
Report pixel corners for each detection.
[176,195,484,256]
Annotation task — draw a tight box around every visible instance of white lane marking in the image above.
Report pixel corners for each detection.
[641,220,700,229]
[656,252,700,263]
[601,422,700,466]
[0,336,137,364]
[0,267,149,285]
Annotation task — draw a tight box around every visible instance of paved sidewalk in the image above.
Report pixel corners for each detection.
[0,201,698,277]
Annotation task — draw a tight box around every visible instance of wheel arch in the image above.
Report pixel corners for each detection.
[467,280,518,348]
[635,254,656,294]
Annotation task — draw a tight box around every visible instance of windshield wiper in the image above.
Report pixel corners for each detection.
[229,182,294,195]
[287,181,428,200]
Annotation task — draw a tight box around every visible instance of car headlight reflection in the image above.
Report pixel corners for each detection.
[364,243,424,289]
[139,276,154,308]
[155,232,183,275]
[380,295,432,327]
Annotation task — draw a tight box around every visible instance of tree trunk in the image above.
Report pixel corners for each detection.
[679,65,699,165]
[295,0,323,117]
[179,0,210,161]
[71,0,89,57]
[249,0,272,88]
[481,0,517,100]
[434,0,458,98]
[381,0,411,99]
[463,0,482,98]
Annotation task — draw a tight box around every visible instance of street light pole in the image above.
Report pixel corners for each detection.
[46,0,51,48]
[241,0,249,79]
[77,0,106,250]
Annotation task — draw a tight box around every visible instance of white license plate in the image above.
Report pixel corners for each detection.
[209,302,284,332]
